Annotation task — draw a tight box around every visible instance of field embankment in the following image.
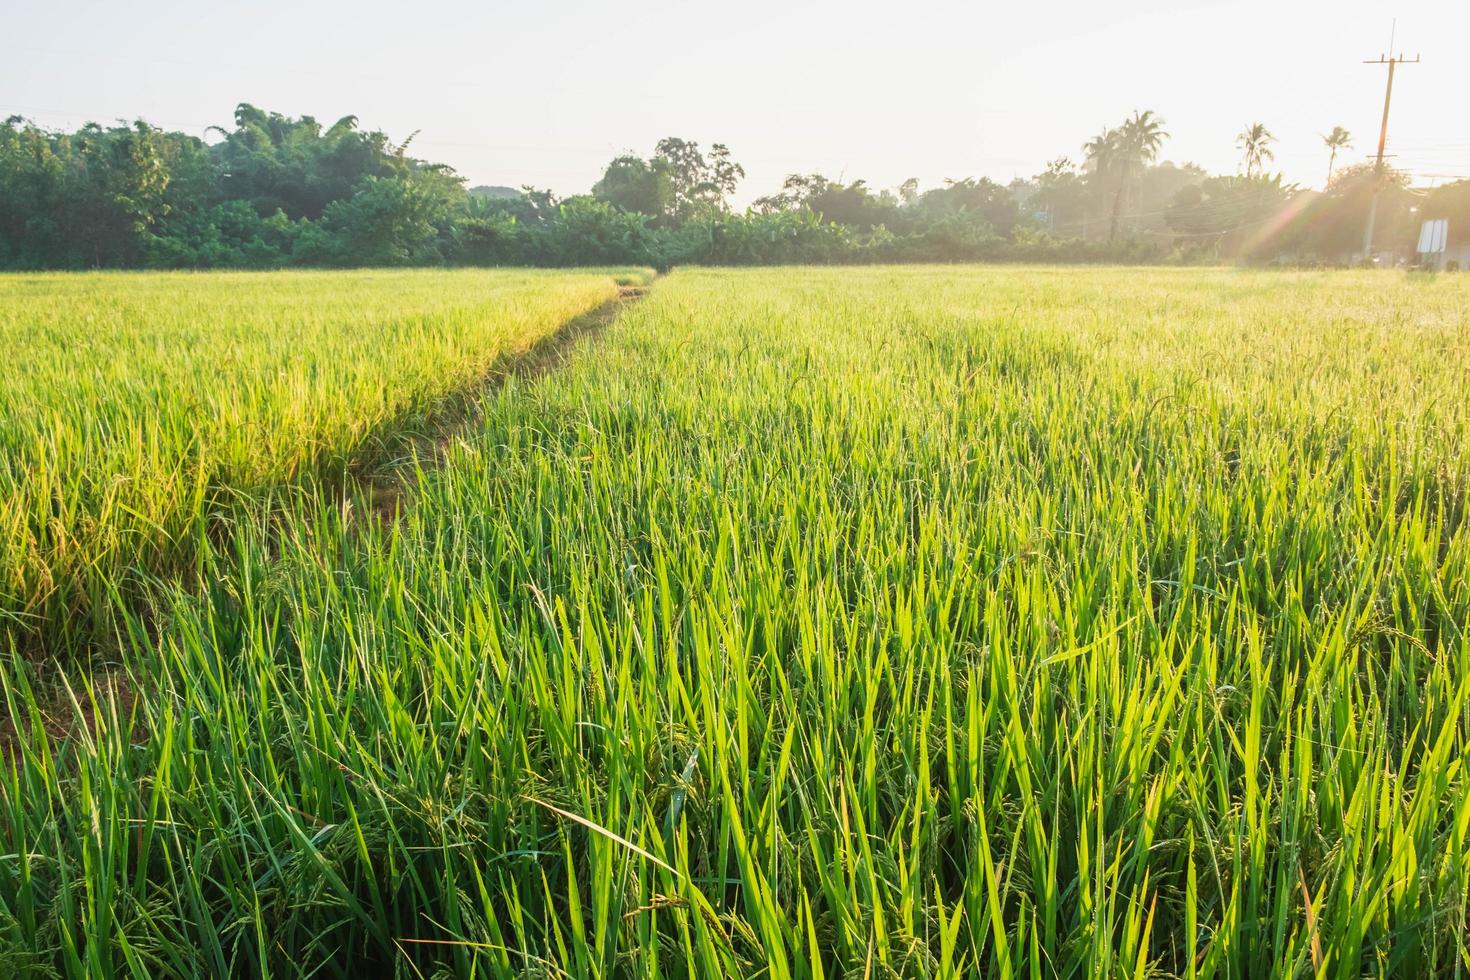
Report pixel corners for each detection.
[3,265,1469,977]
[0,268,650,653]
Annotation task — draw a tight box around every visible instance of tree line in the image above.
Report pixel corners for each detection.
[1,104,1464,270]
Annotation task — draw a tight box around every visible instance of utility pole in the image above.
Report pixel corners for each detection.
[1360,44,1420,262]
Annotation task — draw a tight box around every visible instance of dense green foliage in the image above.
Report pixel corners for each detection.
[0,108,467,270]
[0,268,636,649]
[4,266,1468,977]
[5,106,1461,270]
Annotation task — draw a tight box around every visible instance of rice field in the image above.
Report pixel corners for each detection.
[0,268,638,650]
[3,265,1470,978]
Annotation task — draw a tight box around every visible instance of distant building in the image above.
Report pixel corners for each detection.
[1418,218,1470,271]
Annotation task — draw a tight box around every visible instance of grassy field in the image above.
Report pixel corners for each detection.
[0,268,641,650]
[3,265,1470,977]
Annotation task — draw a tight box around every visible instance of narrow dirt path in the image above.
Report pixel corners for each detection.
[1,280,653,756]
[355,281,651,525]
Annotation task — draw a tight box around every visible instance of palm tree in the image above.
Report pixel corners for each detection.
[1122,110,1170,163]
[1322,126,1352,184]
[1082,128,1117,173]
[1090,111,1169,242]
[1081,128,1118,241]
[1237,123,1276,179]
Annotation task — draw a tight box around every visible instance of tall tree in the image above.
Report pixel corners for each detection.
[1322,126,1353,184]
[1082,128,1117,173]
[1081,127,1118,231]
[651,138,744,223]
[592,154,674,221]
[1165,174,1293,259]
[1288,162,1414,261]
[1085,112,1169,242]
[211,104,398,220]
[1111,110,1169,240]
[752,174,899,229]
[1237,123,1276,179]
[913,177,1020,236]
[1031,157,1089,233]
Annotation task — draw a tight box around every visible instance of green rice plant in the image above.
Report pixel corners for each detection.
[0,268,645,651]
[2,265,1469,977]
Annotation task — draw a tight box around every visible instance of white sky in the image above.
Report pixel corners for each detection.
[4,1,1467,205]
